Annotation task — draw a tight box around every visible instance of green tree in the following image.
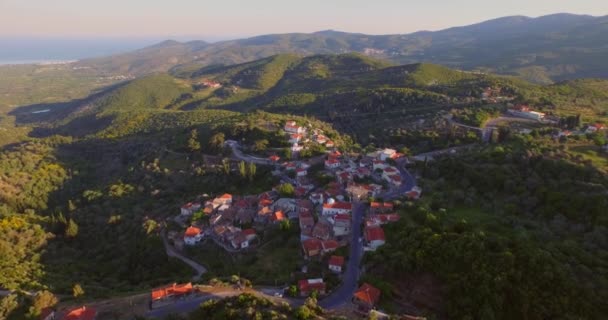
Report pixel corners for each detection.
[277,183,295,197]
[0,294,19,320]
[294,305,312,320]
[27,290,58,318]
[188,129,201,152]
[247,162,257,182]
[209,132,226,151]
[65,219,79,238]
[222,158,231,175]
[238,161,247,178]
[279,219,291,232]
[288,285,298,297]
[72,283,84,299]
[253,139,269,152]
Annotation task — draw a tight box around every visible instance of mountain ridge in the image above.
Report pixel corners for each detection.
[74,13,608,83]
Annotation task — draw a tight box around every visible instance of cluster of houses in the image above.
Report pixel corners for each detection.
[480,86,514,103]
[552,122,607,142]
[284,120,335,153]
[325,148,406,191]
[178,193,261,250]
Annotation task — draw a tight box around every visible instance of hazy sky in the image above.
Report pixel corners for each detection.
[1,0,607,39]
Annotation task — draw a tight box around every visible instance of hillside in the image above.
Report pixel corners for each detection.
[74,14,608,82]
[15,54,607,148]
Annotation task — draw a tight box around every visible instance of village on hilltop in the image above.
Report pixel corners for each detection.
[155,119,422,316]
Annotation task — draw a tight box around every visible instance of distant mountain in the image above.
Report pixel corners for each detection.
[75,13,608,82]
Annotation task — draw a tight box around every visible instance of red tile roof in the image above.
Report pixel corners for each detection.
[298,279,326,293]
[62,306,97,320]
[302,238,322,255]
[151,283,194,301]
[269,155,280,162]
[365,226,385,242]
[329,255,345,267]
[370,202,393,209]
[218,193,232,199]
[334,213,351,222]
[242,228,256,236]
[184,226,201,237]
[259,198,273,207]
[353,283,381,306]
[322,240,339,251]
[323,202,352,210]
[273,210,286,221]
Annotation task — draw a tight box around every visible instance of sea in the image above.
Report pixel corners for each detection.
[0,37,167,66]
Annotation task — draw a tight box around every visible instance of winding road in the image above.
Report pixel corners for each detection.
[161,230,207,281]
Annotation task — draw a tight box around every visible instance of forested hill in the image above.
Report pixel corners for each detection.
[14,53,608,146]
[75,13,608,82]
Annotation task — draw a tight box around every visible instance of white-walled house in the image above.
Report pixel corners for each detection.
[322,201,352,216]
[184,226,203,245]
[180,202,201,216]
[364,226,385,250]
[328,255,345,273]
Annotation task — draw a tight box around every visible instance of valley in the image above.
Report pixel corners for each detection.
[1,13,607,320]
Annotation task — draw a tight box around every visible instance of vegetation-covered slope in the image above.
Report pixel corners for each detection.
[75,14,608,82]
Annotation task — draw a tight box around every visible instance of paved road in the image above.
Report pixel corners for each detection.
[411,144,477,162]
[146,289,295,318]
[225,141,272,165]
[161,230,207,280]
[319,201,364,309]
[381,160,417,201]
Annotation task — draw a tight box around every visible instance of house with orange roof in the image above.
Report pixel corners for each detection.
[183,226,203,245]
[302,238,322,258]
[321,239,339,254]
[364,226,385,250]
[269,155,281,162]
[256,206,273,224]
[370,202,394,214]
[284,121,306,134]
[312,221,332,240]
[325,140,335,148]
[353,283,381,314]
[61,306,97,320]
[289,133,304,144]
[328,255,345,273]
[324,158,340,169]
[271,210,286,223]
[298,278,326,297]
[150,283,194,308]
[299,211,315,231]
[213,193,232,207]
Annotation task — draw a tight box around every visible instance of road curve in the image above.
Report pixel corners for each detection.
[161,230,207,280]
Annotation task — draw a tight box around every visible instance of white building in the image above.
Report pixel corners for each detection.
[379,148,397,161]
[184,226,203,246]
[322,199,352,216]
[507,106,545,121]
[180,202,201,216]
[284,121,306,134]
